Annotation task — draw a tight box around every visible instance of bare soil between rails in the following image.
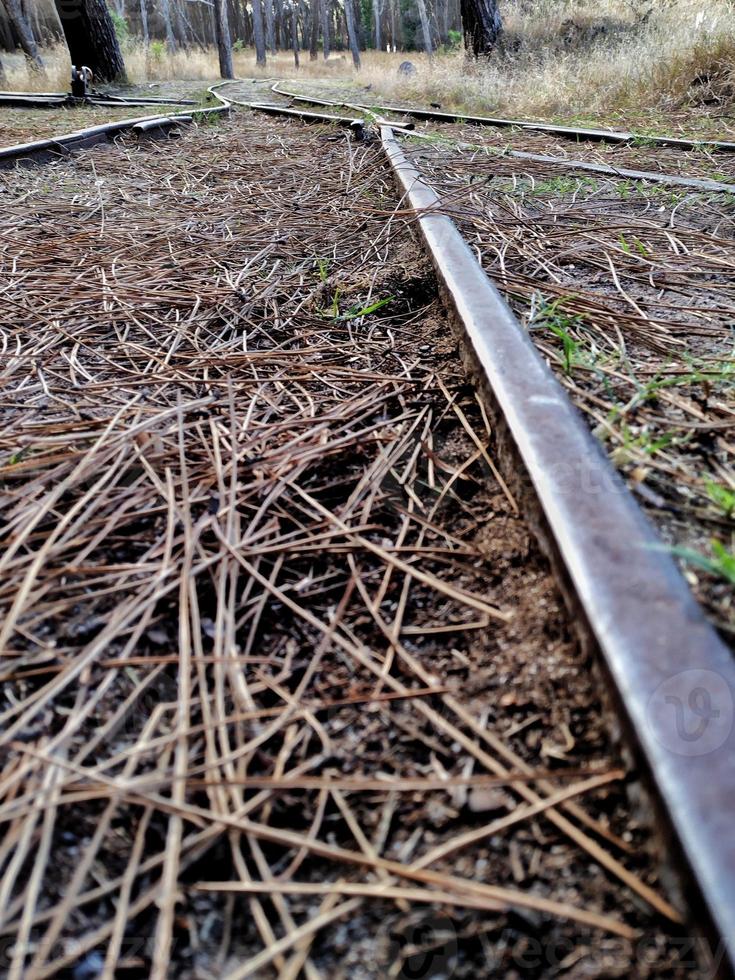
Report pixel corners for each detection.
[0,114,711,976]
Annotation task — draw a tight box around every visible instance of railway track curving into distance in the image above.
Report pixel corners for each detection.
[0,85,733,976]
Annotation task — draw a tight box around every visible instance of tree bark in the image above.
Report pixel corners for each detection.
[274,0,284,47]
[416,0,432,55]
[251,0,266,64]
[53,0,126,81]
[371,0,380,49]
[213,0,234,75]
[173,0,191,47]
[320,0,329,58]
[436,0,448,44]
[308,0,318,59]
[343,0,358,66]
[460,0,500,57]
[159,0,177,50]
[139,0,148,43]
[289,0,298,65]
[3,0,44,68]
[264,0,275,52]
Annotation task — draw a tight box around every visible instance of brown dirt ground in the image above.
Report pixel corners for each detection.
[0,112,713,977]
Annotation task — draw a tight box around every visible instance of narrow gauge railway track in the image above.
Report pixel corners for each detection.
[0,90,198,109]
[271,80,735,153]
[0,105,733,976]
[262,82,735,194]
[0,104,228,167]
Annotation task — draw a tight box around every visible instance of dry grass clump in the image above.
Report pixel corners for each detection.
[0,43,355,93]
[359,0,735,118]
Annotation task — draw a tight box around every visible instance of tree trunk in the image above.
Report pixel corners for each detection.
[264,0,275,52]
[139,0,148,43]
[320,0,329,58]
[290,0,298,66]
[159,0,177,50]
[371,0,380,49]
[0,12,14,52]
[53,0,126,81]
[460,0,500,57]
[416,0,432,55]
[213,0,234,76]
[343,0,359,66]
[309,0,318,59]
[251,0,266,65]
[436,0,448,44]
[173,0,191,47]
[274,0,284,47]
[3,0,44,68]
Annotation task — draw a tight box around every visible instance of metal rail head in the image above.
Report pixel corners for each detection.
[0,106,229,168]
[380,124,735,975]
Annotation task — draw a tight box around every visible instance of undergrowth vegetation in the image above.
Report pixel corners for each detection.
[4,0,735,123]
[358,0,735,120]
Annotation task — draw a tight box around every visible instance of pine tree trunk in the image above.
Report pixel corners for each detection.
[4,0,44,69]
[264,0,275,52]
[251,0,266,64]
[214,0,234,75]
[309,0,318,59]
[460,0,500,57]
[320,0,329,58]
[371,0,380,49]
[416,0,432,55]
[159,0,177,50]
[436,0,448,44]
[290,0,298,65]
[0,13,14,53]
[53,0,126,81]
[173,0,191,47]
[343,0,358,66]
[274,0,284,47]
[139,0,148,44]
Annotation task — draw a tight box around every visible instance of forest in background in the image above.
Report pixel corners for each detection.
[1,0,734,122]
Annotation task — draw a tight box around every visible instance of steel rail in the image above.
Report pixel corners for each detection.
[0,92,199,109]
[393,126,735,195]
[207,83,368,131]
[248,102,365,130]
[211,85,734,194]
[380,123,735,973]
[0,105,228,168]
[273,80,735,152]
[0,93,68,108]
